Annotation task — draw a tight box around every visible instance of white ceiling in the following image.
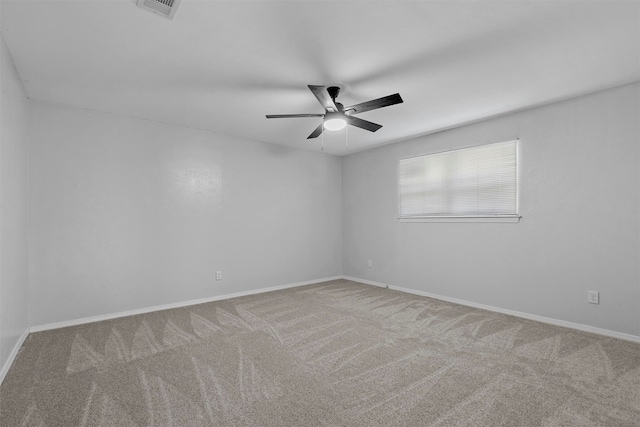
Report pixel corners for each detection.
[2,1,639,155]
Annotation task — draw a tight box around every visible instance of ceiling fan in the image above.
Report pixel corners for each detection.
[266,85,403,139]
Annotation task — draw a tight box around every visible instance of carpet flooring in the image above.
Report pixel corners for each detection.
[1,279,639,426]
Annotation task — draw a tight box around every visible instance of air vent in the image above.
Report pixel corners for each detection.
[136,0,181,20]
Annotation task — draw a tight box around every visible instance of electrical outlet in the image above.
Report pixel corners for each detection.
[587,291,599,304]
[367,260,373,268]
[216,271,222,281]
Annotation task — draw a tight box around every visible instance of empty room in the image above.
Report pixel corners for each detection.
[1,1,639,426]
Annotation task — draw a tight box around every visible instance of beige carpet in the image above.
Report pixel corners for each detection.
[1,279,639,426]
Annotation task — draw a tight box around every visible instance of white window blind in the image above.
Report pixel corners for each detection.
[399,140,518,219]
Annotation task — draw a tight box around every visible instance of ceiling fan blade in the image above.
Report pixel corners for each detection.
[308,85,338,112]
[345,116,383,132]
[307,122,324,139]
[266,114,324,118]
[345,93,403,114]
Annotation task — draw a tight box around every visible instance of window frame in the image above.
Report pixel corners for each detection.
[397,139,521,223]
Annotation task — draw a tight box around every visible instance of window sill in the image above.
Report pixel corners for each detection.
[399,216,521,223]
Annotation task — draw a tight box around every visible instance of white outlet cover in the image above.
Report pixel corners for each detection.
[587,291,599,304]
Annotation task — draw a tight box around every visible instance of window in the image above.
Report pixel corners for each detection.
[398,140,519,222]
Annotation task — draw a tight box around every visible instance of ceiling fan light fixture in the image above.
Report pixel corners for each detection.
[324,112,346,131]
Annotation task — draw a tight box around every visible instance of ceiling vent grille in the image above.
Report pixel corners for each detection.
[136,0,181,20]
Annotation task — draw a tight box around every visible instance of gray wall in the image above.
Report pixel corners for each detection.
[0,35,29,372]
[342,83,640,336]
[7,56,640,342]
[28,101,342,326]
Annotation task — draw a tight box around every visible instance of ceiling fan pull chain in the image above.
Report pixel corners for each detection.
[346,123,349,151]
[321,127,324,152]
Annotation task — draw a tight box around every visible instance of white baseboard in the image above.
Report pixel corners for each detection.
[30,276,343,333]
[0,328,29,386]
[342,276,389,289]
[343,276,640,344]
[26,274,640,343]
